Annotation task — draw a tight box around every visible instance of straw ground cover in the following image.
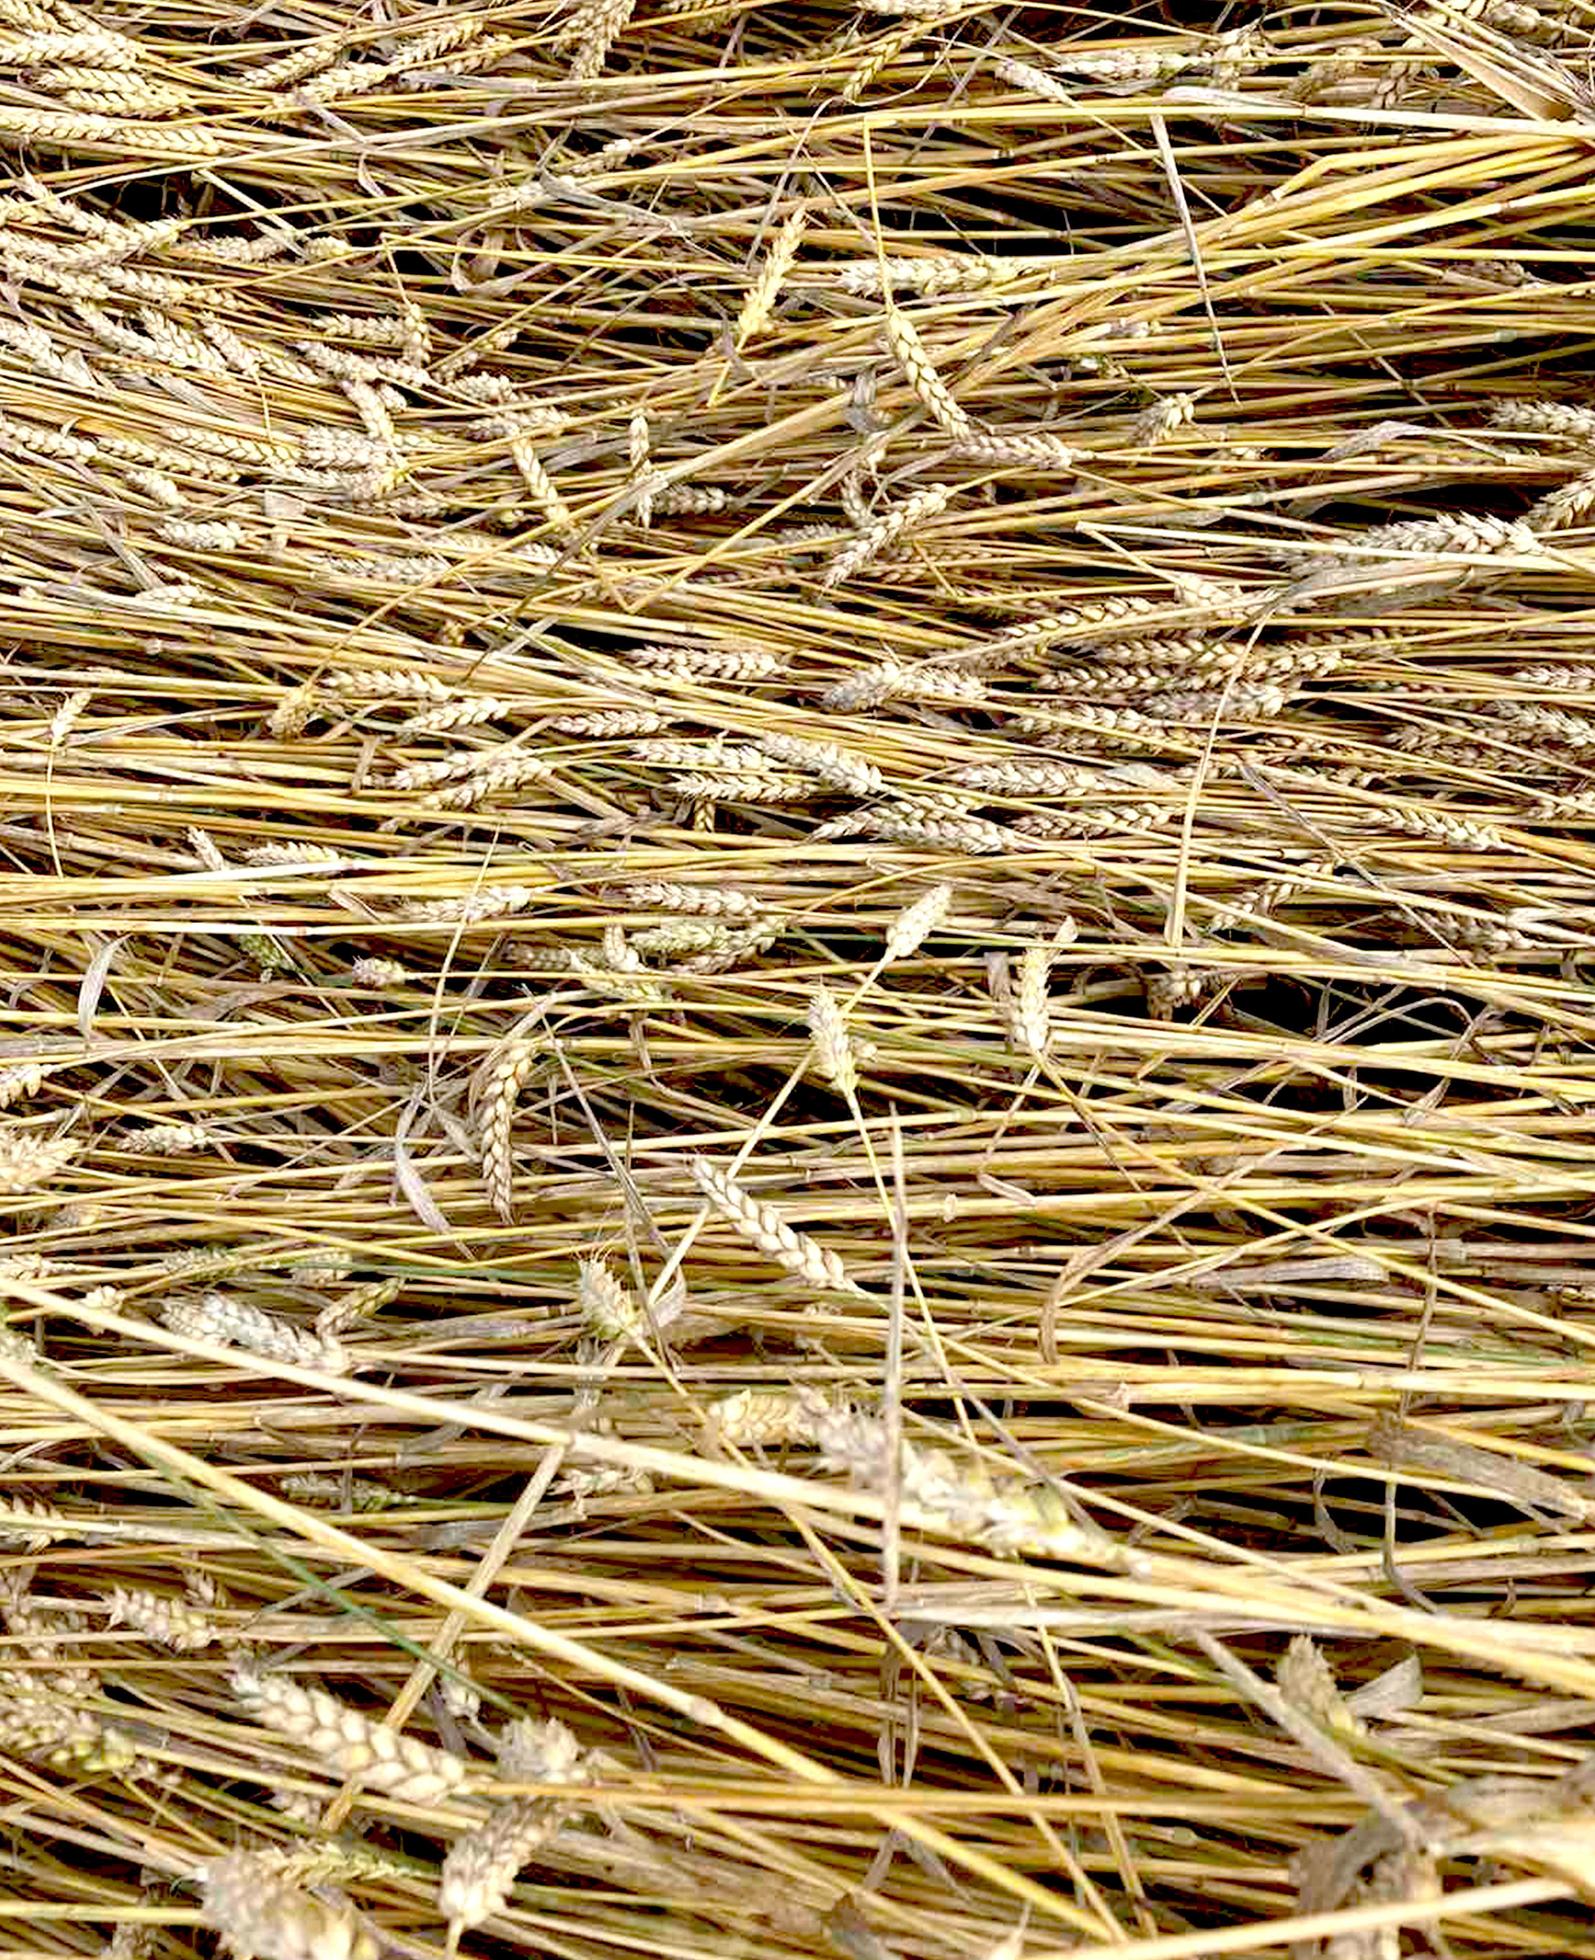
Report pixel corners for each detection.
[7,2,1595,1957]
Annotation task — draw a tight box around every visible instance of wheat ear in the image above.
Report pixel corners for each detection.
[230,1660,467,1802]
[691,1157,862,1295]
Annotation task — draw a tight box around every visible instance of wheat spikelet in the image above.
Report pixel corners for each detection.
[348,956,410,987]
[1513,664,1595,687]
[627,642,783,678]
[1145,965,1221,1019]
[606,881,762,916]
[230,1660,467,1802]
[734,208,807,350]
[510,435,571,526]
[1353,511,1536,557]
[884,883,952,961]
[1276,1635,1371,1744]
[833,253,1021,296]
[321,668,450,701]
[243,842,347,867]
[267,1840,415,1889]
[423,752,553,809]
[1010,801,1177,840]
[399,886,538,925]
[496,1713,596,1782]
[440,1799,558,1938]
[1129,393,1196,445]
[861,806,1035,853]
[676,916,786,971]
[883,302,970,437]
[0,1676,137,1773]
[547,708,668,736]
[160,1295,350,1374]
[821,481,953,588]
[119,1121,212,1155]
[807,983,858,1099]
[709,1385,826,1447]
[1009,942,1052,1058]
[1141,681,1287,721]
[473,1036,539,1221]
[200,1851,379,1960]
[0,1127,77,1192]
[106,1585,217,1651]
[564,0,636,78]
[279,1472,419,1512]
[1529,467,1595,532]
[1497,703,1595,748]
[0,1325,43,1370]
[398,696,513,733]
[577,1256,640,1341]
[636,740,775,772]
[0,1062,47,1109]
[952,429,1075,469]
[672,769,815,801]
[753,732,886,797]
[1489,400,1595,441]
[629,919,729,959]
[691,1157,860,1294]
[816,1407,1123,1563]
